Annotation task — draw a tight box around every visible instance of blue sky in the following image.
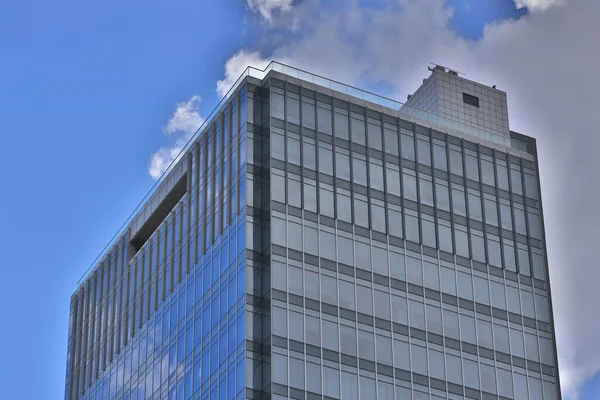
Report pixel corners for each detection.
[1,0,599,399]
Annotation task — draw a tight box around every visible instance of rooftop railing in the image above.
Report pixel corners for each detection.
[77,61,527,286]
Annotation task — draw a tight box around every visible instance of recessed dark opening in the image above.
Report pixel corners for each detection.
[463,93,480,108]
[130,173,187,252]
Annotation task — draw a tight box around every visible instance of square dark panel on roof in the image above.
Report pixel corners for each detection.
[463,93,480,108]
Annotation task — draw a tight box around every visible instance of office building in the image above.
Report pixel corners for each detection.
[65,62,561,400]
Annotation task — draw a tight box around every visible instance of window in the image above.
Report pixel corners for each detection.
[370,163,384,191]
[481,363,497,394]
[463,93,480,107]
[358,330,375,360]
[337,236,353,266]
[393,339,410,370]
[401,133,415,161]
[477,319,493,348]
[336,153,351,181]
[340,325,357,356]
[306,362,321,394]
[525,332,540,362]
[352,158,367,186]
[420,177,434,207]
[463,359,480,389]
[374,290,391,320]
[376,335,393,365]
[440,267,456,295]
[341,372,358,400]
[355,241,371,271]
[417,136,431,166]
[320,231,336,260]
[335,111,349,140]
[411,344,428,375]
[303,142,316,170]
[386,167,401,196]
[403,173,417,201]
[272,354,288,385]
[391,294,408,325]
[372,246,388,276]
[426,305,443,335]
[423,261,440,291]
[428,349,445,380]
[356,285,373,315]
[272,307,287,337]
[287,137,301,165]
[323,367,340,398]
[351,115,365,145]
[446,354,462,385]
[319,147,333,175]
[494,324,510,353]
[474,276,490,305]
[460,314,477,344]
[318,104,332,135]
[305,315,320,346]
[339,280,355,310]
[289,311,304,342]
[409,299,426,330]
[443,309,459,339]
[497,369,514,398]
[406,256,423,286]
[360,377,376,399]
[323,321,339,351]
[322,275,337,305]
[289,358,305,389]
[304,270,319,300]
[304,226,318,256]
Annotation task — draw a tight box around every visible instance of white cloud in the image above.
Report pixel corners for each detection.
[246,0,294,22]
[162,95,203,136]
[514,0,566,12]
[148,140,187,180]
[215,50,271,98]
[149,95,204,180]
[222,0,600,397]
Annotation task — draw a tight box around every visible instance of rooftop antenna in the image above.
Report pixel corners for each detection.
[429,63,466,76]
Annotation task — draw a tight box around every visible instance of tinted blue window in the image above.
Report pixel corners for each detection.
[193,360,201,391]
[237,267,245,300]
[212,256,219,285]
[186,326,193,356]
[237,224,245,256]
[239,178,246,208]
[187,283,194,312]
[220,289,227,318]
[162,312,170,341]
[227,372,235,400]
[237,313,244,346]
[202,352,210,383]
[185,369,192,399]
[202,309,210,338]
[228,323,236,354]
[170,300,178,331]
[236,360,244,393]
[177,334,185,367]
[211,296,219,326]
[169,345,176,375]
[203,266,211,295]
[210,345,218,374]
[194,317,202,347]
[178,291,186,321]
[228,277,236,308]
[221,245,228,274]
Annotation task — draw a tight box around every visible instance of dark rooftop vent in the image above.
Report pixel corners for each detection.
[463,93,480,108]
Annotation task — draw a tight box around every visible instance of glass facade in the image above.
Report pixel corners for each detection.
[66,65,560,400]
[265,75,559,400]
